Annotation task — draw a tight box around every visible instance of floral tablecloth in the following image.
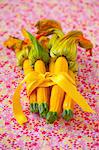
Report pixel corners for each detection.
[0,0,99,149]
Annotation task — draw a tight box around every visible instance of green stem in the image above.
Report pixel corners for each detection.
[30,103,39,113]
[38,103,49,118]
[46,112,58,124]
[62,109,73,121]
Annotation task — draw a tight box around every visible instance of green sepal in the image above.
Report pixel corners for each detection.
[68,61,78,73]
[38,103,49,118]
[26,31,49,66]
[16,47,29,67]
[30,103,39,113]
[48,28,64,49]
[62,109,73,121]
[46,111,58,124]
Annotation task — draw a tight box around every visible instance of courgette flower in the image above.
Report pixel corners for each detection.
[35,19,62,34]
[4,36,23,53]
[50,30,93,72]
[27,31,50,66]
[48,28,64,49]
[16,47,29,67]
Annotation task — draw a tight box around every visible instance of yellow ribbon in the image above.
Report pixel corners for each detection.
[13,71,95,125]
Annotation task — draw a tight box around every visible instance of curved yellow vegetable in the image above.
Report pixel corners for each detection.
[46,57,68,124]
[49,58,55,73]
[23,59,38,113]
[62,70,76,121]
[34,60,49,118]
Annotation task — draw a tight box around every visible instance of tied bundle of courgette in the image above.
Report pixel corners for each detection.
[47,30,93,123]
[4,19,95,125]
[27,31,50,118]
[36,19,93,123]
[4,28,50,119]
[50,33,93,123]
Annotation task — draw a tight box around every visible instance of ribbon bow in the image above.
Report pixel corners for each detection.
[13,71,95,125]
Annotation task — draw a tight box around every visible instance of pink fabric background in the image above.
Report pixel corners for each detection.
[0,0,99,149]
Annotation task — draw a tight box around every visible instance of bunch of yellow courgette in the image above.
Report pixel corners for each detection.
[4,19,94,125]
